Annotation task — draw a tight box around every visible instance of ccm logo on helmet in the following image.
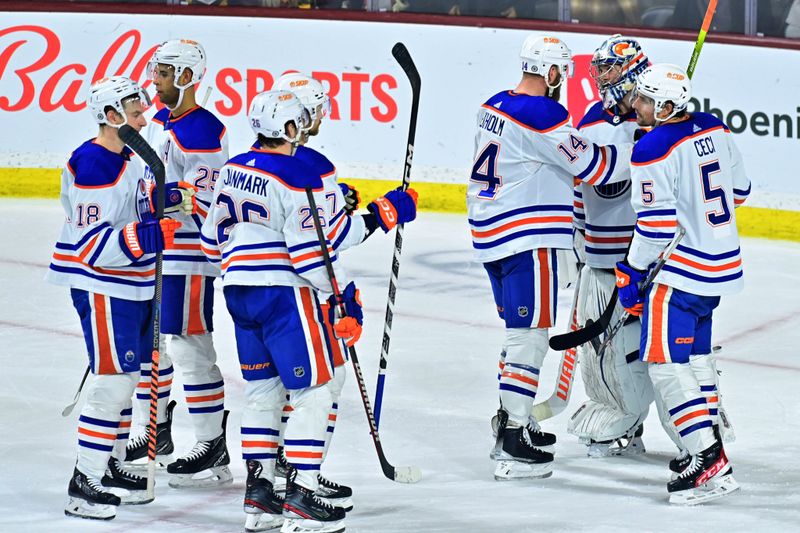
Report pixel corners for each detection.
[666,72,686,80]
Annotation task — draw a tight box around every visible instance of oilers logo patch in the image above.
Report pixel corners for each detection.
[517,306,529,318]
[125,350,135,363]
[594,180,631,199]
[294,366,305,378]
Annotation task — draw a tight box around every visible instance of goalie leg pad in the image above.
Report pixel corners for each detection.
[170,332,225,442]
[648,362,716,455]
[499,327,548,426]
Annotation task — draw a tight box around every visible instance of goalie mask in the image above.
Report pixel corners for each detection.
[590,34,650,110]
[147,39,207,110]
[248,90,311,146]
[87,76,152,128]
[520,35,573,97]
[274,73,331,125]
[634,63,692,123]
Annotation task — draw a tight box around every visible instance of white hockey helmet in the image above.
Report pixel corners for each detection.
[147,39,207,90]
[86,76,152,127]
[634,63,692,122]
[274,73,331,124]
[520,35,573,86]
[248,90,311,145]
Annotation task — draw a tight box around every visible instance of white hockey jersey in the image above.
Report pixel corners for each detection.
[628,112,751,296]
[288,145,366,252]
[468,91,633,263]
[46,139,156,301]
[574,102,640,269]
[200,146,347,292]
[147,105,229,276]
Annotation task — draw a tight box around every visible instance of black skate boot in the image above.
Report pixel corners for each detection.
[282,472,346,533]
[316,473,353,512]
[667,441,739,505]
[167,410,233,489]
[101,457,153,505]
[669,449,692,479]
[273,446,293,494]
[493,411,554,481]
[490,409,556,459]
[125,399,176,467]
[244,460,284,532]
[65,467,121,520]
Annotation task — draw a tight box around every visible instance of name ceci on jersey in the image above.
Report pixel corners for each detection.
[222,166,270,196]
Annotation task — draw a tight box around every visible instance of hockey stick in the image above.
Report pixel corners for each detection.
[61,365,90,417]
[304,186,422,484]
[530,267,582,421]
[548,0,716,352]
[118,124,166,500]
[374,42,421,429]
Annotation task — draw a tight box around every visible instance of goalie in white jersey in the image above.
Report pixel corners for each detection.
[46,77,181,520]
[616,63,750,504]
[568,34,655,458]
[125,39,233,489]
[467,34,633,480]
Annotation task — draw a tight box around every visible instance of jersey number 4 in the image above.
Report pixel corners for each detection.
[471,142,502,199]
[700,160,731,226]
[214,192,270,245]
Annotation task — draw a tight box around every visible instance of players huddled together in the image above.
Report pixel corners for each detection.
[47,29,748,532]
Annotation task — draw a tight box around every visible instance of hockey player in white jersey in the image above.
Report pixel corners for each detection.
[201,90,357,532]
[268,72,418,512]
[617,63,749,504]
[125,39,233,489]
[468,34,634,480]
[568,35,655,457]
[47,77,181,519]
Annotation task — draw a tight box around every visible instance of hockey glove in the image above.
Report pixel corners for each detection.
[367,187,418,233]
[150,181,198,215]
[614,261,646,316]
[120,219,182,260]
[327,281,364,347]
[338,182,360,215]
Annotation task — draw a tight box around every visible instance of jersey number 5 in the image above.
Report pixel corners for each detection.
[700,160,731,226]
[214,192,270,245]
[471,142,502,200]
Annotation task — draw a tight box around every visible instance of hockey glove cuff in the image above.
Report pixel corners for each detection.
[338,182,361,215]
[367,187,418,233]
[614,261,646,316]
[150,182,198,215]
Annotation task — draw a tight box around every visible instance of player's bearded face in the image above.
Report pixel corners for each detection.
[153,64,180,107]
[632,92,656,127]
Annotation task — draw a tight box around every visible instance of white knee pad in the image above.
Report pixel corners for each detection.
[500,327,548,426]
[648,363,716,455]
[285,382,335,490]
[86,372,139,414]
[168,332,219,377]
[328,366,347,402]
[245,377,287,412]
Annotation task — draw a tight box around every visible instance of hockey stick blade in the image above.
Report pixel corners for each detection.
[548,292,617,351]
[62,365,90,417]
[391,465,423,484]
[391,43,421,90]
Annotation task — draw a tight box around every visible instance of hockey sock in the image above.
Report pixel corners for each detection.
[111,402,133,462]
[689,353,719,427]
[499,328,547,426]
[322,369,346,462]
[135,359,173,426]
[241,377,286,484]
[284,382,334,491]
[171,333,225,441]
[648,362,716,455]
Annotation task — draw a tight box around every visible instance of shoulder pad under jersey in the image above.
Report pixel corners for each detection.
[632,112,729,165]
[577,101,637,130]
[482,90,570,133]
[294,145,336,178]
[67,140,133,188]
[153,106,226,152]
[227,149,323,191]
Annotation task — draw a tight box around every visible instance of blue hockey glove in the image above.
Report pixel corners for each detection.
[338,182,360,215]
[367,188,418,232]
[614,261,647,316]
[120,219,182,260]
[327,281,364,347]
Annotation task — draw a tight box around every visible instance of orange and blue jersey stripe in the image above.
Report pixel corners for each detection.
[499,362,540,399]
[469,204,573,251]
[663,245,743,285]
[283,438,326,471]
[668,397,712,438]
[241,427,280,461]
[576,143,619,186]
[635,209,677,240]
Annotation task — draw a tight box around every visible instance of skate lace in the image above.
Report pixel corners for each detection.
[317,474,340,489]
[678,454,702,479]
[128,432,148,448]
[312,491,336,510]
[85,475,106,492]
[181,441,210,462]
[112,458,144,481]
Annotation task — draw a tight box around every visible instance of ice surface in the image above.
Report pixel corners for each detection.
[1,199,799,532]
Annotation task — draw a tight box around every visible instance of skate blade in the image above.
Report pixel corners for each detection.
[588,439,646,458]
[64,496,117,520]
[105,486,154,505]
[669,475,741,506]
[494,460,553,481]
[280,518,345,533]
[318,494,353,512]
[124,455,173,471]
[491,445,554,460]
[168,466,233,489]
[245,511,284,531]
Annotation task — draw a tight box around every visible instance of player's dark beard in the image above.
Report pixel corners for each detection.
[159,87,179,109]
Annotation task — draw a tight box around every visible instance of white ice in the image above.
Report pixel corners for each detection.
[1,198,799,532]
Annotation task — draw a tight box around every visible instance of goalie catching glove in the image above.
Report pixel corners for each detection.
[149,181,198,215]
[367,188,418,232]
[326,281,364,347]
[614,261,646,316]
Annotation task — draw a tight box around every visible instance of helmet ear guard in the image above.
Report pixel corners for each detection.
[87,76,152,128]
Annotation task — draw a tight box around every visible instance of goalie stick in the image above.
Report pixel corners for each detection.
[304,186,422,484]
[374,42,421,429]
[547,0,717,353]
[118,124,166,500]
